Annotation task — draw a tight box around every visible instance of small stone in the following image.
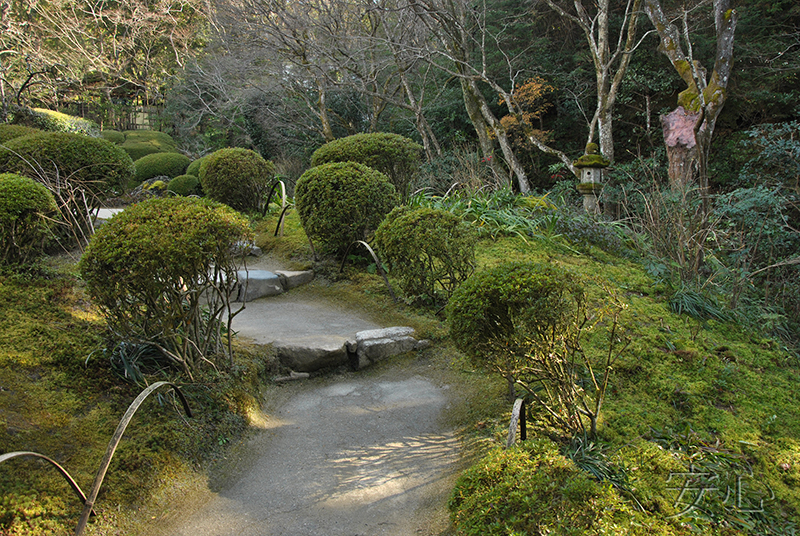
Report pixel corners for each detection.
[274,336,349,372]
[356,326,415,342]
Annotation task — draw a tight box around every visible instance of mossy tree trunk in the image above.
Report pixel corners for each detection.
[644,0,738,209]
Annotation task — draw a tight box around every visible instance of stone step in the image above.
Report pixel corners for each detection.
[273,327,431,374]
[234,269,315,302]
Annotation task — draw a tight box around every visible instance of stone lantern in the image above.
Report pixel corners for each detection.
[573,143,610,214]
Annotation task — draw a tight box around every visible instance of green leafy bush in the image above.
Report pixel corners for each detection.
[375,206,475,304]
[310,132,423,199]
[199,148,275,213]
[133,152,191,183]
[295,161,398,256]
[185,155,208,177]
[12,107,100,136]
[0,173,57,264]
[120,130,178,160]
[0,124,40,145]
[168,174,202,196]
[99,130,126,145]
[0,131,134,245]
[79,197,252,373]
[449,439,667,535]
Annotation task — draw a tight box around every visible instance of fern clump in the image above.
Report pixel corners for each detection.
[295,161,398,256]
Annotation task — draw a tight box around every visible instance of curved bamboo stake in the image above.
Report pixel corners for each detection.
[506,398,527,449]
[339,240,397,303]
[0,451,96,517]
[75,382,192,535]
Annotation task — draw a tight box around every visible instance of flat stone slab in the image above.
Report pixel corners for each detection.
[274,335,349,372]
[237,270,283,302]
[274,270,314,290]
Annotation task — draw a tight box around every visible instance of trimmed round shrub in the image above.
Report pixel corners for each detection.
[0,132,134,245]
[295,161,399,256]
[449,439,658,535]
[447,262,585,367]
[0,132,134,198]
[99,130,125,145]
[12,107,100,136]
[168,174,202,196]
[375,206,475,304]
[79,197,253,371]
[185,155,208,177]
[310,133,423,199]
[0,173,57,264]
[120,130,178,160]
[0,124,40,145]
[134,152,191,183]
[199,148,275,213]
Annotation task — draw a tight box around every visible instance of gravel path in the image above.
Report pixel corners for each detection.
[151,366,458,536]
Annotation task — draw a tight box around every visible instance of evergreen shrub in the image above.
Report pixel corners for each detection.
[12,107,99,136]
[295,161,398,256]
[449,439,661,535]
[79,197,252,372]
[120,130,178,160]
[0,173,57,264]
[199,148,275,213]
[185,155,208,177]
[0,124,40,145]
[99,130,126,145]
[375,206,475,304]
[0,132,134,244]
[310,132,422,199]
[167,174,202,196]
[134,152,191,183]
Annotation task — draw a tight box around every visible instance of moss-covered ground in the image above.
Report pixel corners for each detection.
[1,209,798,535]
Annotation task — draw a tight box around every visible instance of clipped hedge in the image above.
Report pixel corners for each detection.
[0,173,57,264]
[134,152,191,183]
[79,197,252,371]
[449,439,665,535]
[375,206,475,304]
[0,124,41,145]
[199,148,275,213]
[447,262,585,368]
[310,132,423,199]
[120,130,178,160]
[185,155,208,177]
[295,161,398,256]
[167,174,202,196]
[0,132,134,199]
[12,107,100,136]
[99,130,126,145]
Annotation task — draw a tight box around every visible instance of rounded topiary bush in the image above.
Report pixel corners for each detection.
[0,173,57,264]
[310,133,423,199]
[0,124,41,145]
[375,206,475,304]
[168,174,202,196]
[120,130,178,160]
[79,197,252,371]
[12,107,99,136]
[99,130,125,145]
[295,161,398,256]
[0,131,134,245]
[199,148,275,213]
[449,439,656,535]
[185,155,208,177]
[134,152,191,183]
[0,132,134,198]
[447,262,585,367]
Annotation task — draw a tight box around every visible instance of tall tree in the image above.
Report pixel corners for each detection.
[542,0,646,162]
[644,0,738,198]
